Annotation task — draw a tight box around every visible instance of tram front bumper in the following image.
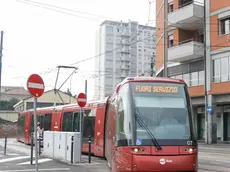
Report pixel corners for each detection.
[132,154,197,172]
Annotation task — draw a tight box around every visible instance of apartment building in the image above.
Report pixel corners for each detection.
[94,20,156,100]
[156,0,230,142]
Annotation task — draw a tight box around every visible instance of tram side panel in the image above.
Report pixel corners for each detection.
[105,98,116,167]
[93,103,106,157]
[51,111,62,131]
[25,113,33,144]
[17,112,27,143]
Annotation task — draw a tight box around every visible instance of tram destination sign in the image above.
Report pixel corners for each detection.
[135,85,179,93]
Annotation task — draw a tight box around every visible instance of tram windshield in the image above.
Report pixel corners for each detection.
[130,82,196,146]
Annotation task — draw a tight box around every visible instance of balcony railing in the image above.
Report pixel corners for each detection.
[169,0,203,13]
[168,38,204,62]
[168,1,204,30]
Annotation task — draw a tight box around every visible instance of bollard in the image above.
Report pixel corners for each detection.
[38,136,41,156]
[71,135,74,164]
[88,134,91,163]
[4,132,8,155]
[30,133,34,165]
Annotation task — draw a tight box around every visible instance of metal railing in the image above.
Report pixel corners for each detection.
[169,38,204,48]
[169,0,204,13]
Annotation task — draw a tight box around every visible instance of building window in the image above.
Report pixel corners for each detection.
[179,0,193,8]
[198,70,204,85]
[168,2,173,13]
[175,75,182,79]
[168,34,174,48]
[191,72,198,86]
[221,57,228,82]
[214,59,221,82]
[219,17,230,35]
[183,73,190,87]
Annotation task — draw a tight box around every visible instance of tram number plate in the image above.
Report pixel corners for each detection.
[187,141,193,145]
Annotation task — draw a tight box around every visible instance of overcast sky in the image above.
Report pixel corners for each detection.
[0,0,156,100]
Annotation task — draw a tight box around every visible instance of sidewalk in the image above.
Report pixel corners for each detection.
[0,138,107,164]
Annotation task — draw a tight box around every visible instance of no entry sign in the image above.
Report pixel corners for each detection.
[27,74,45,98]
[77,92,87,107]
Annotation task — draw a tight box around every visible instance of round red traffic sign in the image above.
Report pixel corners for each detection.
[77,92,87,107]
[27,74,45,98]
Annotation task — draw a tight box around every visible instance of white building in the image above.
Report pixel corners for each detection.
[94,20,156,100]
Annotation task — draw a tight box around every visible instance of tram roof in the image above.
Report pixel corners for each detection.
[120,77,185,84]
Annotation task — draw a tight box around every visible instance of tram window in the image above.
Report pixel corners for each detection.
[116,83,132,146]
[43,114,52,130]
[18,116,25,136]
[31,115,34,133]
[38,115,44,129]
[117,98,126,140]
[62,112,73,131]
[73,112,80,132]
[83,109,96,144]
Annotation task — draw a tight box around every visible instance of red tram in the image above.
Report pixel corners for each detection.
[17,77,198,172]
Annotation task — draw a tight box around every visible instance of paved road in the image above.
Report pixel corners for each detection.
[0,139,109,172]
[198,143,230,172]
[0,139,230,172]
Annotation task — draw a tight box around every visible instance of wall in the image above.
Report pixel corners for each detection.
[0,111,18,122]
[210,15,230,51]
[156,0,165,70]
[0,111,18,138]
[210,0,230,12]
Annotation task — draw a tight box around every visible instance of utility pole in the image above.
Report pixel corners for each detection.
[204,0,208,143]
[163,0,168,77]
[150,52,155,77]
[204,0,216,144]
[85,80,87,98]
[0,31,4,101]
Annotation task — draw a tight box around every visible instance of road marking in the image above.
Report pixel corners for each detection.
[0,156,30,163]
[1,168,70,172]
[17,158,52,165]
[72,162,107,166]
[6,153,20,156]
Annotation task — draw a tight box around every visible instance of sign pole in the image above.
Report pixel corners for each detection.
[77,92,87,164]
[79,107,82,163]
[33,97,38,172]
[27,73,45,172]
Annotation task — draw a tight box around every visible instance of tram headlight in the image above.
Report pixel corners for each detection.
[130,147,140,153]
[188,148,193,153]
[184,147,196,154]
[133,148,139,153]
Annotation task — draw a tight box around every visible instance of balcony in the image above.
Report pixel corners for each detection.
[168,39,204,62]
[121,64,130,70]
[168,1,204,30]
[122,39,129,45]
[121,72,127,77]
[121,30,130,37]
[120,56,130,61]
[121,47,130,54]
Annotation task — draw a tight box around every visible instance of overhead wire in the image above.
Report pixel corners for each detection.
[20,0,117,21]
[130,0,154,43]
[16,0,104,22]
[11,0,230,81]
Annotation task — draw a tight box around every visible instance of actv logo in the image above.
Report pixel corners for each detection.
[159,158,173,165]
